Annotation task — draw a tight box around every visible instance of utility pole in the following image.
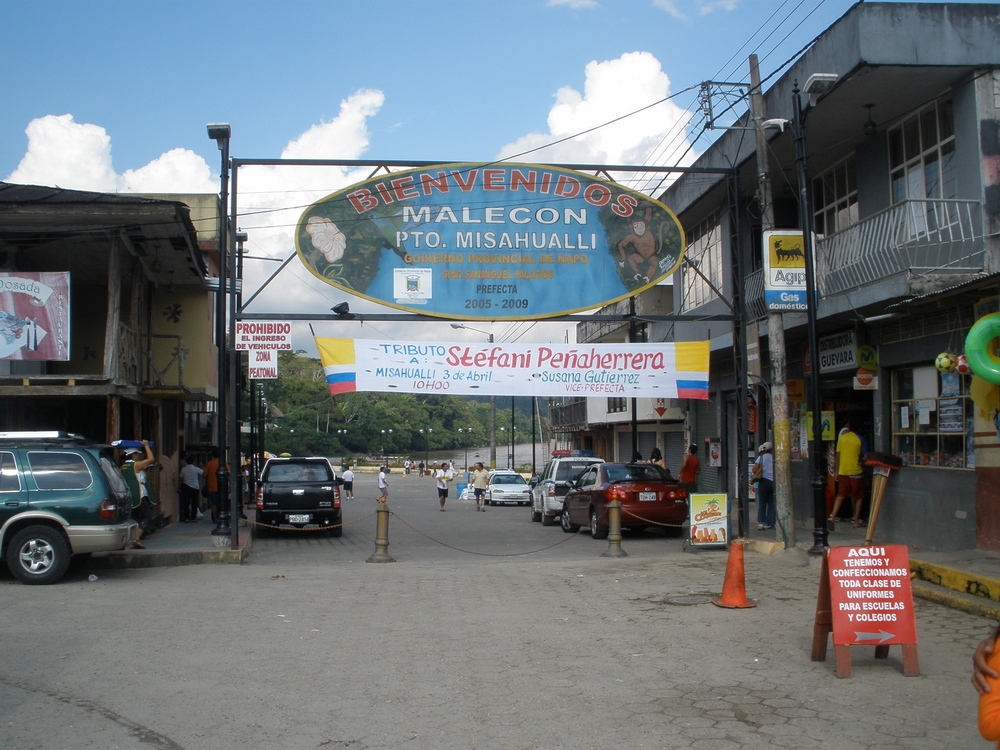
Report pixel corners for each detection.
[749,54,795,546]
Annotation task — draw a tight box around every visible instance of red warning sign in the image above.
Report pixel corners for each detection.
[828,545,916,646]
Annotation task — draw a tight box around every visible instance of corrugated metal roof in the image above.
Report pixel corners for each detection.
[0,181,186,207]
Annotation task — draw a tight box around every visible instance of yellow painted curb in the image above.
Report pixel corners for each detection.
[910,558,1000,603]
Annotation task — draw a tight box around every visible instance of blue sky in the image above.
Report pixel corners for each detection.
[0,0,965,346]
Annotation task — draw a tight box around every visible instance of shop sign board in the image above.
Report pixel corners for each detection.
[689,493,728,546]
[818,330,857,373]
[295,164,686,320]
[788,378,805,402]
[762,230,807,310]
[854,368,878,390]
[828,545,917,646]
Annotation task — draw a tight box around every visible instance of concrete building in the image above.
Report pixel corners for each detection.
[657,2,1000,551]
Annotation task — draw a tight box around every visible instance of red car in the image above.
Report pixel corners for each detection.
[560,463,688,539]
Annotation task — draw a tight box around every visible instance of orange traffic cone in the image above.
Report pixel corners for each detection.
[711,541,757,608]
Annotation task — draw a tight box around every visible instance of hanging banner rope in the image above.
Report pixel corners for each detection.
[315,337,709,399]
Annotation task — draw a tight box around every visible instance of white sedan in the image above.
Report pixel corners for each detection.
[487,471,531,506]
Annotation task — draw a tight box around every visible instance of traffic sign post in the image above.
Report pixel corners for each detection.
[811,545,919,678]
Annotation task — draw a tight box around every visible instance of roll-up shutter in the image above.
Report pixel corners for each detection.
[638,432,657,462]
[662,432,686,477]
[694,397,720,494]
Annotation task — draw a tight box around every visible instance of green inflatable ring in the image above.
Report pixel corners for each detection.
[965,313,1000,385]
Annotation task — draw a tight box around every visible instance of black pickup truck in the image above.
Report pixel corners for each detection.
[254,456,343,537]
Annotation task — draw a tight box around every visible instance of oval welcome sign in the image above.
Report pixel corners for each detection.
[295,163,685,320]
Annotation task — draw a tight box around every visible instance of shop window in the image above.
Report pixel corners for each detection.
[891,365,973,468]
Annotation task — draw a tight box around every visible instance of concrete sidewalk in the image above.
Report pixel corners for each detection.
[92,511,252,568]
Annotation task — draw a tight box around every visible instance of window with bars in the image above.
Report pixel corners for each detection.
[681,213,723,311]
[891,365,973,469]
[812,154,858,236]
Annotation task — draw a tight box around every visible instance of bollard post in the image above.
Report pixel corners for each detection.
[601,498,628,558]
[366,501,396,563]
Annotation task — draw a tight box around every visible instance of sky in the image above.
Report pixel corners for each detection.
[1,0,953,352]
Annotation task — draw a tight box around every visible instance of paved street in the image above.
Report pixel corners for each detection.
[0,471,992,749]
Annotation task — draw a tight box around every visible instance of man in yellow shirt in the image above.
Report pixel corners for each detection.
[829,420,865,528]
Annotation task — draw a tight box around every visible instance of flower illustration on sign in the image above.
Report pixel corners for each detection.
[306,217,347,263]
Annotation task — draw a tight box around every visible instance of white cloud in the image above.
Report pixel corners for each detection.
[494,51,696,193]
[547,0,600,8]
[651,0,739,21]
[119,148,216,193]
[8,114,118,191]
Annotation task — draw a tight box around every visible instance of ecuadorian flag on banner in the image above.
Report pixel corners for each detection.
[316,338,358,395]
[673,341,710,400]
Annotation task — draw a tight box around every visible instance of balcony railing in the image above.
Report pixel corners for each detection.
[816,199,983,296]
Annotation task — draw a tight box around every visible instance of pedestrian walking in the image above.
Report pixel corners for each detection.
[436,461,454,511]
[752,442,774,530]
[471,462,490,512]
[404,459,411,476]
[418,461,425,476]
[378,465,389,503]
[341,465,355,500]
[178,452,203,522]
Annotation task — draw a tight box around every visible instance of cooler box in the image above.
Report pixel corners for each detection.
[456,483,468,498]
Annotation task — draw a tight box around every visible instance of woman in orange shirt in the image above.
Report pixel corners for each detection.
[978,625,1000,747]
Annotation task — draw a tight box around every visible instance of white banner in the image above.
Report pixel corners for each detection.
[315,338,710,399]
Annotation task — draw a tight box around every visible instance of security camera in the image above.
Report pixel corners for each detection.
[761,118,791,132]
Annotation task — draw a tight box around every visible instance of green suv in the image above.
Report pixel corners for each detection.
[0,432,139,584]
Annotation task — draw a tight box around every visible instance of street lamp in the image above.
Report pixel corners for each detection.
[451,323,497,469]
[420,428,432,472]
[792,73,838,554]
[381,429,393,463]
[207,122,231,540]
[458,427,474,469]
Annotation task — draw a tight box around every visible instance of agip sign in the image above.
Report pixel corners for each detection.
[296,163,685,320]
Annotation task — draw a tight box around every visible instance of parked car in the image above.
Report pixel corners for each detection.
[529,454,604,525]
[0,431,139,584]
[255,456,343,536]
[486,470,530,506]
[560,462,688,539]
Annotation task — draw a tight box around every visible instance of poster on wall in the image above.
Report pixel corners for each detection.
[0,272,70,361]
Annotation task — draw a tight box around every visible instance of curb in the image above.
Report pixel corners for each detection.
[910,557,1000,603]
[911,580,1000,621]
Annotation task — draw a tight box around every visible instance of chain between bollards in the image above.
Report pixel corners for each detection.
[366,500,396,563]
[601,498,628,558]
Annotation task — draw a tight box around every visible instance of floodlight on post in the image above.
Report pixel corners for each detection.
[332,302,355,319]
[790,75,838,554]
[451,323,497,469]
[207,122,231,541]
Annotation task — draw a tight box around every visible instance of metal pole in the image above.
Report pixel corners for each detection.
[629,296,638,462]
[792,82,828,554]
[211,132,231,540]
[728,172,749,539]
[228,171,241,550]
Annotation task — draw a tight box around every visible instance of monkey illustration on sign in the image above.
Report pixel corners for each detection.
[616,205,669,284]
[773,239,804,263]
